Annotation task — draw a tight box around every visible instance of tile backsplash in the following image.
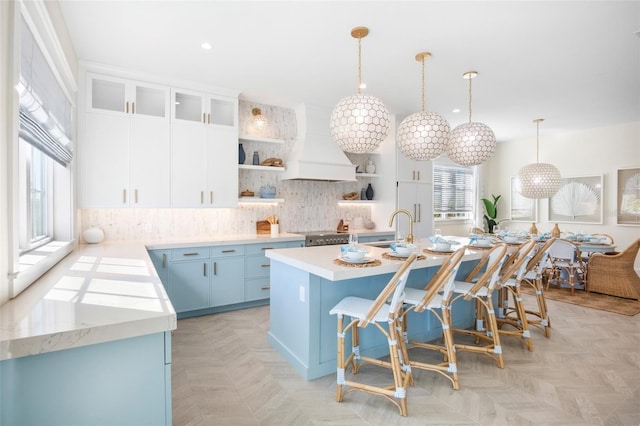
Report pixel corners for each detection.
[80,101,376,241]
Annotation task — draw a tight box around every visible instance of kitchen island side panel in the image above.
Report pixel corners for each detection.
[1,332,170,426]
[268,258,478,380]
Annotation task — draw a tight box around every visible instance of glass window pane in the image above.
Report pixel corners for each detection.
[174,92,203,122]
[92,78,126,112]
[136,86,166,117]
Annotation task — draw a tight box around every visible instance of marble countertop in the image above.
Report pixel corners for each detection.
[0,242,176,361]
[266,238,484,282]
[144,232,305,250]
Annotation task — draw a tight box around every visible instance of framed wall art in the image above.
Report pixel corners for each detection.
[548,175,603,224]
[510,176,537,222]
[617,167,640,225]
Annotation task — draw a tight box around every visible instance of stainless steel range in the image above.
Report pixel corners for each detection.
[294,231,349,247]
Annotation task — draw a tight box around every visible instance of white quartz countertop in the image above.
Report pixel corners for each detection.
[0,242,176,361]
[144,232,305,250]
[266,238,484,281]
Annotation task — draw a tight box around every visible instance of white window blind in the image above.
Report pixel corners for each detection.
[18,17,73,166]
[433,164,473,214]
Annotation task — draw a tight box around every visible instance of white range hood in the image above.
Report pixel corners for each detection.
[281,103,356,182]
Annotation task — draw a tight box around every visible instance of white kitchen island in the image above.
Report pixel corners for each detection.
[266,244,484,380]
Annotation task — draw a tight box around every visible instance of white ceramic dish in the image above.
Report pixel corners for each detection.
[435,242,452,251]
[340,256,375,264]
[430,246,454,253]
[474,240,492,247]
[389,250,410,258]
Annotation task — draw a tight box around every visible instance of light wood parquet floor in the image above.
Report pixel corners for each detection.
[172,294,640,425]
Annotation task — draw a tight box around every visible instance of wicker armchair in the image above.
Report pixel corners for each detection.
[586,238,640,300]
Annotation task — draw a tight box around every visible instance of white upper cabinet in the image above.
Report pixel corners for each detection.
[171,89,236,127]
[87,73,169,119]
[396,147,433,183]
[170,89,238,208]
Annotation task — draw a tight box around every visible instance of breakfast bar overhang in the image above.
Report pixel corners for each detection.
[265,244,484,380]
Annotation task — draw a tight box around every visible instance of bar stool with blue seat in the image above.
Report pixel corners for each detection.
[398,248,466,390]
[329,254,417,417]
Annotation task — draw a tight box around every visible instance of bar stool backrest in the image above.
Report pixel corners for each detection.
[359,254,417,327]
[414,248,465,312]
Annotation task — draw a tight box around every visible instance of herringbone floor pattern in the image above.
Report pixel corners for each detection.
[172,294,640,425]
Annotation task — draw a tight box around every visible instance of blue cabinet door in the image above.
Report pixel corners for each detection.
[211,256,244,307]
[148,249,169,288]
[169,259,210,312]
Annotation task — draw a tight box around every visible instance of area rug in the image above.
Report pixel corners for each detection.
[521,285,640,316]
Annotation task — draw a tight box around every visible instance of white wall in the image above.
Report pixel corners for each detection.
[483,121,640,267]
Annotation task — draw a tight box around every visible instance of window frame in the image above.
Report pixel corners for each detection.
[433,160,476,222]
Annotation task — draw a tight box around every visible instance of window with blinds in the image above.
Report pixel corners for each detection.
[433,163,474,219]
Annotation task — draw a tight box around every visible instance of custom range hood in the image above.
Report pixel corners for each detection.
[281,103,356,182]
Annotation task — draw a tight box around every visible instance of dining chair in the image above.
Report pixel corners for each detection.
[546,239,587,295]
[449,243,509,368]
[508,237,556,338]
[329,254,417,416]
[587,238,640,300]
[397,248,466,389]
[496,239,538,351]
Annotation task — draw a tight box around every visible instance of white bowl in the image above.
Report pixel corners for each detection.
[435,242,452,251]
[504,236,519,244]
[344,248,367,261]
[393,245,414,256]
[475,239,491,247]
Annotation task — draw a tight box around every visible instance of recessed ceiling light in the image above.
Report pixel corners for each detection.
[201,42,212,50]
[452,108,461,113]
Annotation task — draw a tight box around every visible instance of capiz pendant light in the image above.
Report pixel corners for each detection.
[330,26,390,153]
[397,52,450,160]
[517,118,561,199]
[447,71,496,166]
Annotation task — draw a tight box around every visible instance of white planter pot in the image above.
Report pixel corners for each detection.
[83,227,104,244]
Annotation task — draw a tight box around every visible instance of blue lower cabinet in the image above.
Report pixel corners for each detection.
[0,332,171,426]
[169,258,210,312]
[148,240,304,317]
[211,256,245,306]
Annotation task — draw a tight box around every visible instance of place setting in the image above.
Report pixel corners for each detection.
[334,236,381,267]
[382,242,426,260]
[424,235,460,255]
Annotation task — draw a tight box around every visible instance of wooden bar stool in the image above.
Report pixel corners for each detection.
[398,248,466,389]
[329,254,417,416]
[450,243,509,368]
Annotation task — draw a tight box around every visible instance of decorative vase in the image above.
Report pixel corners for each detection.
[239,143,246,164]
[529,222,539,235]
[83,227,104,244]
[360,187,366,200]
[365,159,376,174]
[365,183,374,200]
[551,223,561,238]
[252,151,259,166]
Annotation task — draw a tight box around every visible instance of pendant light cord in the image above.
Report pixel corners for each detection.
[536,120,540,163]
[421,57,425,112]
[468,77,473,123]
[357,37,362,94]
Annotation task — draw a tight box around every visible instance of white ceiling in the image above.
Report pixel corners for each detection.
[58,0,640,142]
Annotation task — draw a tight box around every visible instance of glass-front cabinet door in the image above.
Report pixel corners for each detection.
[87,73,169,119]
[209,97,236,127]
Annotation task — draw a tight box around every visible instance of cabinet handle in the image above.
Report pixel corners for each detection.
[162,253,166,268]
[417,171,420,181]
[125,101,129,114]
[213,261,217,275]
[261,264,270,268]
[183,252,199,256]
[134,189,138,204]
[418,203,421,222]
[221,249,236,253]
[207,113,211,124]
[132,102,135,114]
[200,191,204,204]
[210,191,213,204]
[261,247,274,250]
[123,189,127,204]
[413,203,417,221]
[261,286,271,290]
[203,262,207,277]
[412,171,415,180]
[202,112,206,123]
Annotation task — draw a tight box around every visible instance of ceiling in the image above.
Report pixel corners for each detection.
[58,1,640,143]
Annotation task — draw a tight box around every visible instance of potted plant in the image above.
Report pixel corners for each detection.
[482,194,506,233]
